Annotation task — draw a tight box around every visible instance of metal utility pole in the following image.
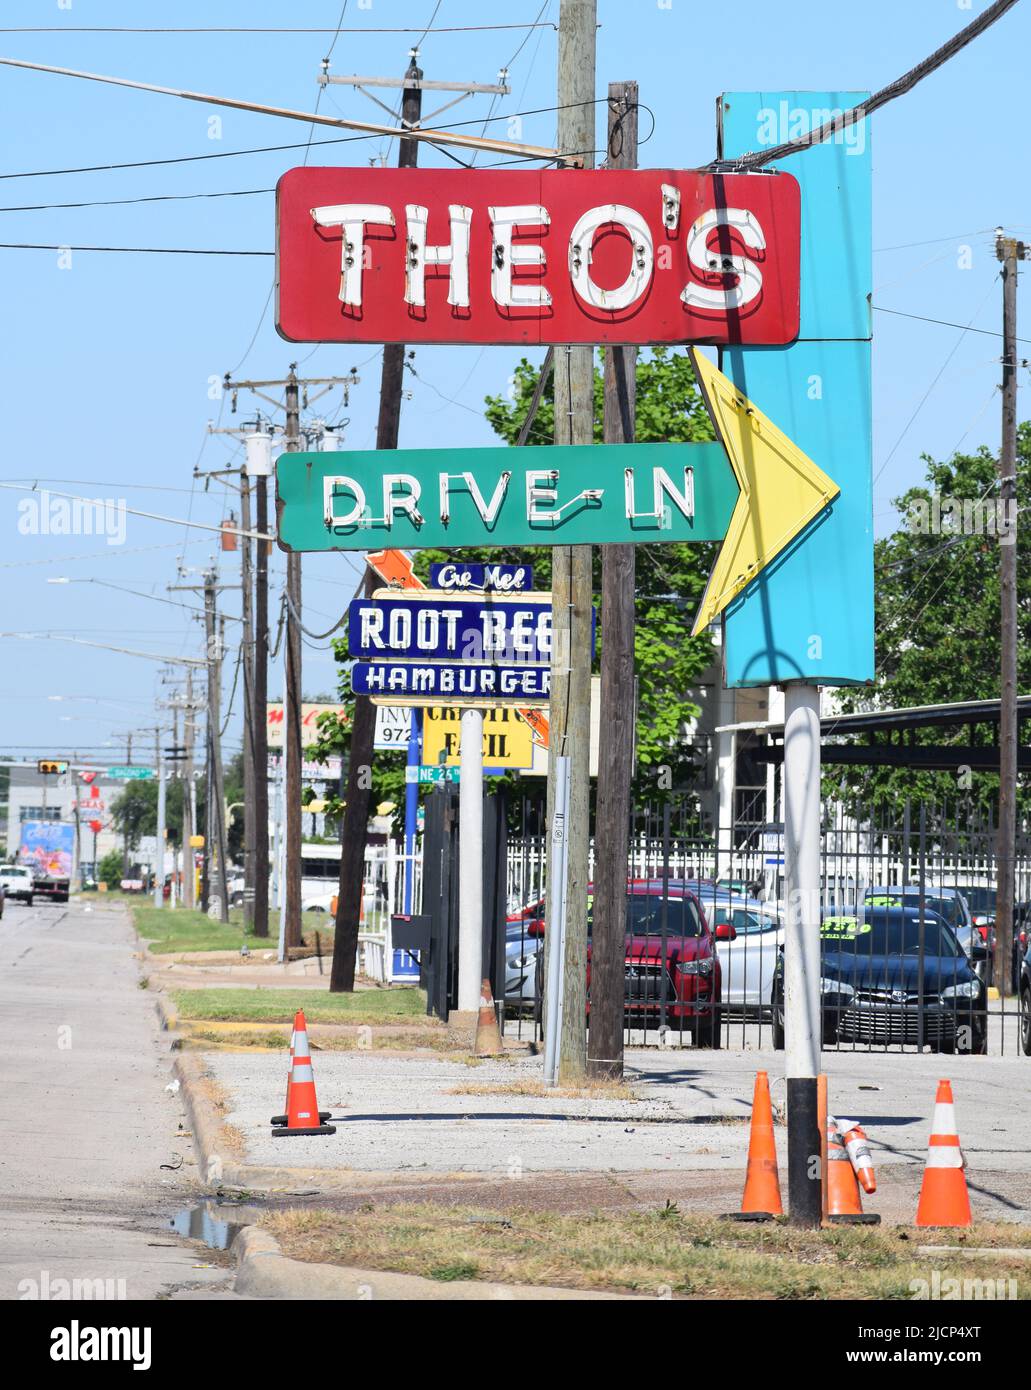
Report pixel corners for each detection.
[331,55,424,996]
[547,0,597,1084]
[248,430,272,938]
[588,80,638,1082]
[783,683,823,1226]
[994,230,1026,998]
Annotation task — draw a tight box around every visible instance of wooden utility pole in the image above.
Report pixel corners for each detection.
[588,80,638,1082]
[547,0,597,1083]
[284,367,303,951]
[240,465,255,932]
[182,668,196,908]
[251,434,271,938]
[331,55,424,995]
[203,570,230,923]
[994,230,1026,997]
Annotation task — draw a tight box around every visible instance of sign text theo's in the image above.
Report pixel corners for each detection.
[276,167,800,346]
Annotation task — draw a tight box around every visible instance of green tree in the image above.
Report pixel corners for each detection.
[97,849,123,891]
[833,424,1031,808]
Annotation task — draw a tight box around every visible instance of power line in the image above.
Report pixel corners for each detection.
[874,304,1031,347]
[0,24,557,35]
[0,187,272,213]
[873,277,999,484]
[0,242,272,256]
[0,96,609,183]
[719,0,1021,170]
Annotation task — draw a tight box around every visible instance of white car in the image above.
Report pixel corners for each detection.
[706,894,785,1011]
[0,864,34,905]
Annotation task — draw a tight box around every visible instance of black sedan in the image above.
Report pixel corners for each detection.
[1019,950,1031,1057]
[771,905,988,1054]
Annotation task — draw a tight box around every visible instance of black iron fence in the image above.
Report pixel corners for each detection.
[501,796,1031,1056]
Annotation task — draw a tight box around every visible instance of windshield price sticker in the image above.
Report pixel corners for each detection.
[820,917,872,941]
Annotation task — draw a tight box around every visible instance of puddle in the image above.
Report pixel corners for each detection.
[168,1202,246,1251]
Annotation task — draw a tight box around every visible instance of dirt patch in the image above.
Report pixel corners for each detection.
[447,1078,638,1102]
[191,1069,247,1159]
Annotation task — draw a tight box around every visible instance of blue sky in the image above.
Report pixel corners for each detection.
[0,0,1027,762]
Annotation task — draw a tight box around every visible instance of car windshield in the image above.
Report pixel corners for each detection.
[822,912,963,959]
[625,894,702,937]
[958,887,996,914]
[864,889,960,929]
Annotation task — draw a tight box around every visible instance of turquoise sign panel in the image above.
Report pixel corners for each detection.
[275,442,737,551]
[719,91,873,688]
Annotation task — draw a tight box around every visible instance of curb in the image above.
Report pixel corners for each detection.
[233,1225,640,1301]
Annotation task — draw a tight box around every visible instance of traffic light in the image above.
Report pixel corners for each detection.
[37,759,69,775]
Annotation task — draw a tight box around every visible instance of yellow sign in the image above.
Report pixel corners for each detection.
[689,349,841,635]
[189,834,205,849]
[422,705,534,769]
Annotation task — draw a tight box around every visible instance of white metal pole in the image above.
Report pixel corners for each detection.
[153,758,166,909]
[276,751,287,963]
[544,755,571,1087]
[457,707,484,1013]
[782,681,822,1225]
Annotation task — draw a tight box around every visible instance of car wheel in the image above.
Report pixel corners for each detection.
[1020,987,1031,1058]
[771,987,785,1050]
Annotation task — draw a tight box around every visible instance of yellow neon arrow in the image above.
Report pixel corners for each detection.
[689,349,840,637]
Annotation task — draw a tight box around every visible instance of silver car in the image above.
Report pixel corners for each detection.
[696,889,784,1010]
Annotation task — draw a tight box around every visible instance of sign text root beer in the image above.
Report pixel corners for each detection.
[276,168,800,346]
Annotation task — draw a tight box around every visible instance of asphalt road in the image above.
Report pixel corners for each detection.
[0,899,232,1300]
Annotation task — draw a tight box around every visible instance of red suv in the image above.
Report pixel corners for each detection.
[591,880,723,1047]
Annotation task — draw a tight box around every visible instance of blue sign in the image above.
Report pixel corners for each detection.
[353,661,550,704]
[349,593,552,665]
[430,561,534,593]
[719,91,873,688]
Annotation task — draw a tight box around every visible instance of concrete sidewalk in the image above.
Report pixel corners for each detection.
[200,1040,1031,1225]
[0,900,232,1299]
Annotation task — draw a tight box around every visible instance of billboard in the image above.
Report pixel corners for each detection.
[266,702,349,750]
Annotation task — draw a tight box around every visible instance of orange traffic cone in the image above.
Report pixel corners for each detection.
[826,1117,879,1223]
[729,1071,782,1219]
[838,1118,877,1194]
[474,979,504,1057]
[271,1010,336,1138]
[270,1022,331,1127]
[915,1079,971,1227]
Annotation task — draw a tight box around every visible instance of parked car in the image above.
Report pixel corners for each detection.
[709,895,784,1011]
[589,880,723,1045]
[863,885,987,981]
[1019,949,1031,1057]
[771,905,988,1054]
[530,881,724,1044]
[0,863,34,905]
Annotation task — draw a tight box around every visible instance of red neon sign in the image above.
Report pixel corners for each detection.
[276,167,800,347]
